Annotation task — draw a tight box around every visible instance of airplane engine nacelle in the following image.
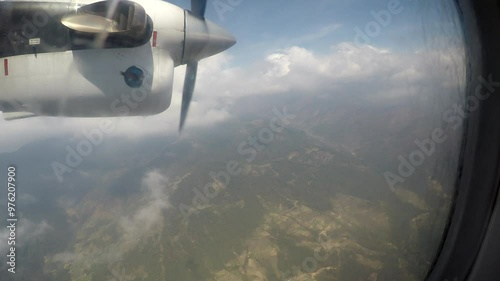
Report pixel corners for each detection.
[0,0,236,121]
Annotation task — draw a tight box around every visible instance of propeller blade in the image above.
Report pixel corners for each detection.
[61,14,120,33]
[179,61,199,132]
[191,0,207,18]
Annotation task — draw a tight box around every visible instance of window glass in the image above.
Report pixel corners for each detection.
[0,0,465,280]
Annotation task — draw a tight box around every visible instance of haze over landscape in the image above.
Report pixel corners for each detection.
[0,0,465,280]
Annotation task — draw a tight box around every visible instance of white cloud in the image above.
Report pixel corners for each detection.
[119,170,171,240]
[48,170,172,268]
[265,53,291,77]
[0,42,465,152]
[0,220,51,257]
[292,23,342,44]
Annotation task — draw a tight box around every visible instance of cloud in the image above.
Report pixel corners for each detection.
[265,53,291,78]
[0,41,464,153]
[47,170,171,269]
[292,23,342,44]
[0,220,51,263]
[119,170,171,240]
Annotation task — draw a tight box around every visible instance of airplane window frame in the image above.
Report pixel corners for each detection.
[1,0,498,280]
[426,0,500,280]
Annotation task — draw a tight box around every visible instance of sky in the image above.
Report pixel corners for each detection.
[0,0,464,151]
[168,0,461,64]
[0,0,465,163]
[0,0,467,277]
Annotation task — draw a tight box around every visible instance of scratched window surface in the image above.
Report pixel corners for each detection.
[0,0,465,280]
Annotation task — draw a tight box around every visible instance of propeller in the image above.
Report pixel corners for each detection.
[191,0,207,19]
[61,14,120,33]
[179,0,207,132]
[60,0,147,34]
[179,61,198,131]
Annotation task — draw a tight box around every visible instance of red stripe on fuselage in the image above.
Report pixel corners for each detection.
[3,59,8,76]
[152,31,158,47]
